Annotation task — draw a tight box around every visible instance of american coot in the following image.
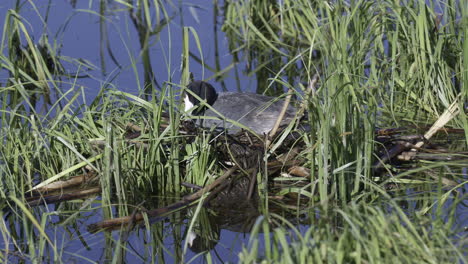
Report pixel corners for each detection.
[184,81,297,135]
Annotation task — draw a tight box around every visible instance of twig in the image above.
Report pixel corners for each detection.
[266,90,292,148]
[29,172,97,194]
[247,166,258,200]
[26,187,101,207]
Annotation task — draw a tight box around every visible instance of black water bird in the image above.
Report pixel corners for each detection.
[184,81,297,135]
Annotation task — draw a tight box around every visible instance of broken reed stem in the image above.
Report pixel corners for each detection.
[414,99,461,149]
[266,90,292,148]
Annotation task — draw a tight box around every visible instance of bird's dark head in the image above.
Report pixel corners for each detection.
[184,81,218,114]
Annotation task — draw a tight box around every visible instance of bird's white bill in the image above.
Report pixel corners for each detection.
[186,231,196,247]
[184,94,195,112]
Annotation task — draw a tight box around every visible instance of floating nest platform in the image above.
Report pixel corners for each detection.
[21,101,467,233]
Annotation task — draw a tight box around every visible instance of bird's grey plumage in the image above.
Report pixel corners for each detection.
[186,81,297,135]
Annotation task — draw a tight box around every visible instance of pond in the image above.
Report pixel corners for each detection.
[0,0,466,263]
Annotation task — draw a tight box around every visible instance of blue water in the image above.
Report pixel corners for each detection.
[0,0,255,101]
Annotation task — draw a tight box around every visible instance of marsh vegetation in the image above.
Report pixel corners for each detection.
[0,0,466,263]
